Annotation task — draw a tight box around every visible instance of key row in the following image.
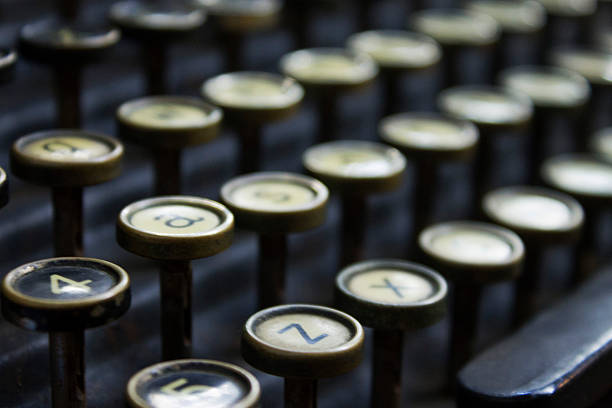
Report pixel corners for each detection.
[9,1,612,129]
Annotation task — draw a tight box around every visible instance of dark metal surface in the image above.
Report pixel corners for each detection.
[0,0,610,407]
[457,268,612,407]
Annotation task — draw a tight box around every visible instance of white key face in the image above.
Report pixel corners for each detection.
[255,313,352,351]
[305,143,402,178]
[347,269,434,304]
[282,50,377,84]
[348,31,441,68]
[502,70,589,107]
[538,0,596,16]
[382,116,477,150]
[440,89,531,125]
[554,50,612,85]
[127,103,211,128]
[429,228,513,264]
[228,181,316,211]
[196,0,279,14]
[546,159,612,196]
[468,0,545,32]
[489,194,574,230]
[128,205,221,235]
[22,136,112,162]
[132,362,255,408]
[413,10,499,45]
[204,74,303,109]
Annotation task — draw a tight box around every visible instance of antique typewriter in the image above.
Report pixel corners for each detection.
[1,0,612,407]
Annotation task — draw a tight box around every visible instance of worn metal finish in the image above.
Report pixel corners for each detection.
[153,148,180,196]
[52,186,83,256]
[458,269,612,407]
[1,1,611,408]
[159,260,193,361]
[49,331,85,408]
[258,233,287,309]
[285,378,317,408]
[371,330,403,408]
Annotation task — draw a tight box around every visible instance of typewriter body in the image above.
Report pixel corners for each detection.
[1,0,612,407]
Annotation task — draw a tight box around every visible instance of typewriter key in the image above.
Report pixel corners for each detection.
[0,167,8,210]
[347,30,441,115]
[117,96,222,195]
[419,221,524,385]
[379,113,479,250]
[483,186,583,325]
[202,72,304,174]
[280,48,378,143]
[195,0,281,71]
[499,66,590,179]
[438,85,533,207]
[11,130,123,256]
[18,19,120,127]
[242,304,364,408]
[335,260,447,408]
[109,1,206,95]
[126,359,260,408]
[410,9,500,88]
[1,257,130,408]
[0,48,17,83]
[117,196,233,360]
[303,140,406,267]
[541,154,612,284]
[590,127,612,160]
[466,0,546,76]
[551,48,612,142]
[221,172,328,309]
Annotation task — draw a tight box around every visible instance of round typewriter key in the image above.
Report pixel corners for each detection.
[483,186,583,325]
[221,172,328,309]
[109,1,205,95]
[18,19,120,127]
[541,155,612,207]
[280,48,378,142]
[419,221,524,384]
[117,196,233,360]
[11,130,123,256]
[500,66,590,179]
[467,0,546,76]
[438,85,533,207]
[335,260,447,408]
[0,48,17,83]
[551,48,612,87]
[347,30,441,114]
[590,127,612,161]
[194,0,281,70]
[202,72,303,173]
[242,304,364,408]
[541,154,612,283]
[467,0,546,35]
[126,359,260,408]
[410,9,500,88]
[303,140,406,267]
[0,166,8,209]
[1,257,130,408]
[379,113,479,250]
[551,48,612,141]
[117,96,222,194]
